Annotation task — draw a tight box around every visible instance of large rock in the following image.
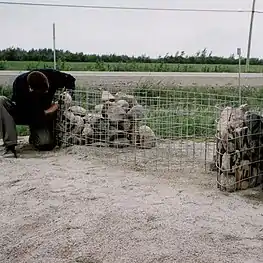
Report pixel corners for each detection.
[116,100,129,112]
[101,91,115,102]
[91,118,111,143]
[58,110,85,147]
[108,128,126,141]
[108,128,130,148]
[217,173,236,192]
[63,111,84,131]
[127,105,145,121]
[58,91,72,109]
[68,106,87,117]
[118,119,131,132]
[138,125,156,149]
[115,92,137,108]
[101,101,115,118]
[63,110,77,123]
[71,116,85,135]
[102,102,131,131]
[106,104,127,122]
[82,123,94,145]
[94,104,104,114]
[84,113,104,126]
[92,118,110,132]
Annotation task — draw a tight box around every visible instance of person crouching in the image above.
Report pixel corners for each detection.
[0,71,59,157]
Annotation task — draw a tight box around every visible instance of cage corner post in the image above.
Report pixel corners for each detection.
[53,22,57,70]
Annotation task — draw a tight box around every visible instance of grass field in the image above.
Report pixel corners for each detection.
[1,60,263,73]
[1,84,263,139]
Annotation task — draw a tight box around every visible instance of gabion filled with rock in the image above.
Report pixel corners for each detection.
[56,90,157,149]
[215,104,263,192]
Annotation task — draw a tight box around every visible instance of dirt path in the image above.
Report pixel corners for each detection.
[0,140,263,263]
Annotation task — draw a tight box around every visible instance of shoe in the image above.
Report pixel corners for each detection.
[29,135,33,145]
[3,145,17,158]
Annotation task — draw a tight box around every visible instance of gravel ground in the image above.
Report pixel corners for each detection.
[0,137,263,263]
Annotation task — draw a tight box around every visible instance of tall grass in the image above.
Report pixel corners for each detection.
[1,60,263,73]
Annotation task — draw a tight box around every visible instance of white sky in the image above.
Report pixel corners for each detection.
[1,0,263,58]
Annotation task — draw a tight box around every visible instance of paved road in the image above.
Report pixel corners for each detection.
[0,70,263,88]
[1,70,263,77]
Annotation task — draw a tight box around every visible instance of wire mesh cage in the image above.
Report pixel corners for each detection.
[54,85,219,174]
[215,101,263,192]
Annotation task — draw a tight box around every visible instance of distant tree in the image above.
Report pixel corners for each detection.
[0,47,263,65]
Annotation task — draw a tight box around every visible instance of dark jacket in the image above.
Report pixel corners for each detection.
[11,69,76,125]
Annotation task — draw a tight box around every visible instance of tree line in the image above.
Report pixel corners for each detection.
[1,47,262,65]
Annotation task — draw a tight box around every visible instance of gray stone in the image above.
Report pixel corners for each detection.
[107,104,127,122]
[116,99,129,112]
[101,101,116,118]
[101,91,115,102]
[63,110,76,123]
[218,173,236,192]
[115,92,137,107]
[71,116,85,135]
[68,106,87,117]
[58,91,72,109]
[85,113,104,125]
[117,119,131,132]
[138,125,156,149]
[127,105,145,121]
[82,123,94,145]
[82,123,93,137]
[94,104,104,114]
[108,128,126,141]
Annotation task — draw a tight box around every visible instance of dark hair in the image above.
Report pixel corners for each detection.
[27,71,49,92]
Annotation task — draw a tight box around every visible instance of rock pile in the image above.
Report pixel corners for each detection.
[56,90,157,149]
[215,104,263,192]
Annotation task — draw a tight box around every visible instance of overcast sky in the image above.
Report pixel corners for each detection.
[1,0,263,58]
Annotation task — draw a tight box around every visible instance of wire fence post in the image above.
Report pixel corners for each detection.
[53,22,57,70]
[246,0,256,73]
[237,48,242,105]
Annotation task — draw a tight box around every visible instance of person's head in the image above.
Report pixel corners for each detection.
[27,71,49,94]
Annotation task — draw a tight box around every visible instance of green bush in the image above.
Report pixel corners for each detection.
[0,60,7,70]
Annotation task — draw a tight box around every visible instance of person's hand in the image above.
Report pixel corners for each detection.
[44,103,59,115]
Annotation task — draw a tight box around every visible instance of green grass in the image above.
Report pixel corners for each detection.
[1,60,263,73]
[1,84,263,139]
